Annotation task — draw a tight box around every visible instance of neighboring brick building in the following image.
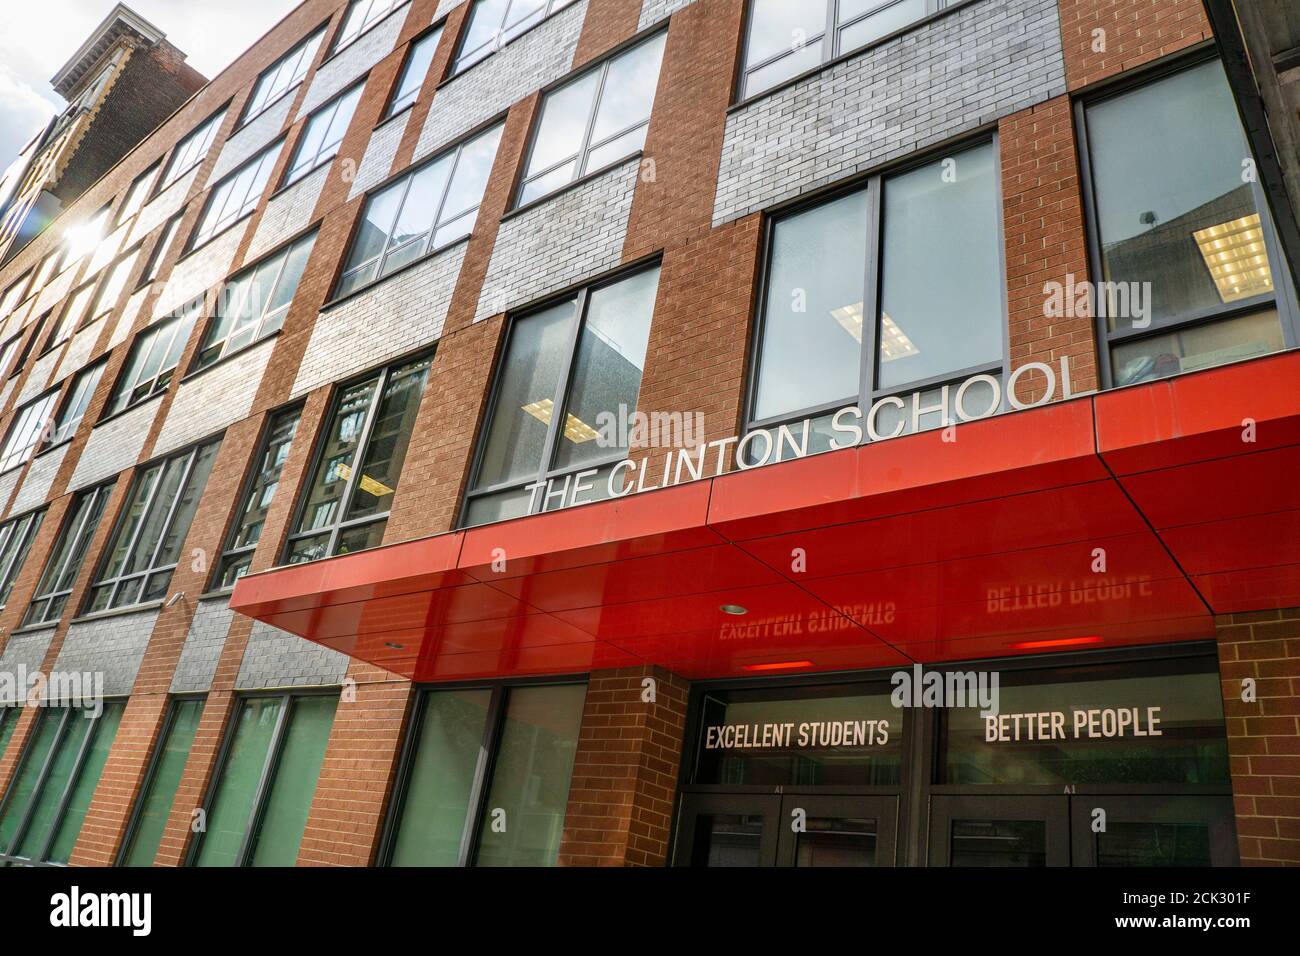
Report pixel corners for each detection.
[0,0,1296,870]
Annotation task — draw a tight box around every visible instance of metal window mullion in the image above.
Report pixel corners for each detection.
[522,149,584,186]
[458,685,508,867]
[251,246,293,345]
[430,144,464,237]
[574,62,612,180]
[233,694,293,867]
[36,500,86,602]
[584,116,650,155]
[861,175,883,401]
[34,709,101,864]
[329,371,387,556]
[4,708,71,859]
[537,290,588,486]
[142,448,198,576]
[105,465,166,605]
[824,0,839,60]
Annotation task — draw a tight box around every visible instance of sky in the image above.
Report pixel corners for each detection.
[0,0,303,163]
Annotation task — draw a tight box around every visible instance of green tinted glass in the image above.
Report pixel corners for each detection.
[193,697,282,867]
[0,709,62,854]
[0,708,19,760]
[122,699,204,867]
[47,702,125,863]
[246,695,337,866]
[14,710,97,859]
[389,689,492,866]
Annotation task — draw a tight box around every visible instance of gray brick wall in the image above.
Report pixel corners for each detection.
[713,0,1066,225]
[640,0,696,28]
[210,95,295,184]
[67,394,162,491]
[0,627,56,702]
[110,287,149,349]
[297,4,409,119]
[0,469,20,517]
[475,156,638,322]
[50,315,103,385]
[10,443,68,515]
[236,619,349,689]
[435,0,466,16]
[153,336,277,456]
[154,219,250,318]
[53,607,161,697]
[170,597,234,694]
[348,112,408,200]
[16,348,60,405]
[414,0,587,163]
[247,164,330,260]
[291,240,467,397]
[126,166,199,248]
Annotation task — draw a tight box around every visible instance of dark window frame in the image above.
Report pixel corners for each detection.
[42,357,108,451]
[140,213,186,288]
[238,25,329,129]
[449,0,576,77]
[331,0,408,56]
[102,299,204,421]
[1074,50,1300,390]
[157,106,229,194]
[282,82,365,188]
[21,482,113,628]
[384,24,443,119]
[0,507,46,605]
[186,138,285,254]
[0,391,59,475]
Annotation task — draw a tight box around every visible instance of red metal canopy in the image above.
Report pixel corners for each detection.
[231,351,1300,682]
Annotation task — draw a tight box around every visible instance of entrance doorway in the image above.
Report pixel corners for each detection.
[677,793,898,866]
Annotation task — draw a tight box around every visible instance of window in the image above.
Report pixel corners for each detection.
[117,162,161,225]
[0,272,30,321]
[104,300,202,417]
[22,485,112,627]
[88,246,141,323]
[9,315,48,381]
[336,123,502,297]
[740,0,941,100]
[243,28,326,124]
[0,703,125,865]
[453,0,576,74]
[216,407,301,588]
[142,214,184,285]
[86,438,221,613]
[1080,58,1298,387]
[387,27,441,117]
[62,204,112,265]
[31,250,62,296]
[189,693,337,867]
[0,708,19,760]
[334,0,403,52]
[46,359,106,448]
[119,698,204,867]
[46,281,96,350]
[0,509,44,605]
[746,140,1003,462]
[197,231,316,370]
[464,266,660,526]
[190,141,282,249]
[0,334,22,379]
[517,32,666,206]
[0,393,58,473]
[286,354,431,563]
[284,84,362,185]
[160,108,227,190]
[383,682,585,866]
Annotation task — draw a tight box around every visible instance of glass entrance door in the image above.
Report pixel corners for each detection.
[929,795,1070,866]
[676,793,897,866]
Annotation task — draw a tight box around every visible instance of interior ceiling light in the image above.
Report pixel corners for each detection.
[520,398,599,443]
[335,463,394,498]
[1193,213,1273,304]
[1009,635,1104,650]
[833,303,919,361]
[742,660,815,672]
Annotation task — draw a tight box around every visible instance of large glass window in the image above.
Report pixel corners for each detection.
[46,281,96,351]
[384,682,585,867]
[160,108,227,191]
[216,407,301,588]
[285,84,362,186]
[464,265,660,526]
[190,141,282,249]
[104,300,203,417]
[0,707,19,759]
[0,272,30,322]
[386,27,441,117]
[1081,58,1297,387]
[243,28,325,124]
[747,140,1003,462]
[86,439,221,613]
[22,484,112,627]
[190,693,337,867]
[740,0,941,100]
[0,508,44,606]
[0,703,125,866]
[334,0,403,52]
[88,246,141,323]
[517,32,666,206]
[197,232,316,370]
[336,123,503,297]
[142,214,184,285]
[0,393,58,473]
[120,698,204,867]
[286,354,431,563]
[45,359,106,448]
[453,0,577,74]
[117,162,161,225]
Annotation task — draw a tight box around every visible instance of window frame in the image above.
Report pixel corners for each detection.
[0,507,45,607]
[158,107,228,193]
[450,0,576,76]
[239,26,327,128]
[212,403,304,591]
[283,82,364,188]
[332,0,406,55]
[82,437,222,615]
[116,695,206,867]
[0,392,58,474]
[183,689,338,867]
[43,357,108,451]
[282,352,433,564]
[514,29,666,209]
[117,162,162,226]
[0,702,126,867]
[43,280,97,354]
[8,314,49,382]
[385,25,443,119]
[1074,51,1300,390]
[736,0,949,103]
[21,483,113,628]
[0,271,31,322]
[741,134,1009,448]
[376,675,587,867]
[87,243,144,325]
[140,213,185,288]
[102,300,203,420]
[187,139,284,252]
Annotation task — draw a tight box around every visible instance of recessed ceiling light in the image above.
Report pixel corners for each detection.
[719,604,748,616]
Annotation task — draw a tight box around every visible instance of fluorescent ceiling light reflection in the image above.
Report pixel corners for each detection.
[1193,213,1273,304]
[521,398,599,443]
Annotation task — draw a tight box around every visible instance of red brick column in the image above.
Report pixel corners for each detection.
[559,665,689,867]
[1216,607,1300,865]
[1058,0,1213,91]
